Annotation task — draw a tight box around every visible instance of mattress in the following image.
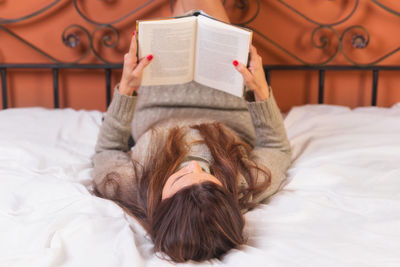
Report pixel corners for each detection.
[0,103,399,267]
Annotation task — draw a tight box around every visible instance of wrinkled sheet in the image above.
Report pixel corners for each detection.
[0,103,399,267]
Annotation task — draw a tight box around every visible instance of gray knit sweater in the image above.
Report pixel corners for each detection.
[92,81,291,210]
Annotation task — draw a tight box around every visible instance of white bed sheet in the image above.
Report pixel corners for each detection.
[0,103,399,267]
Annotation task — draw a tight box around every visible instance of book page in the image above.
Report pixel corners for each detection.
[138,16,197,86]
[194,15,252,97]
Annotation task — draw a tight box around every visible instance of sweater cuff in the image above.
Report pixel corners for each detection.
[107,84,138,124]
[246,88,283,127]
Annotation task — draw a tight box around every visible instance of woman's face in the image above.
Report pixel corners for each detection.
[162,161,222,200]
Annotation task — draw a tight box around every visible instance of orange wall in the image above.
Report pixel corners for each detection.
[1,0,400,112]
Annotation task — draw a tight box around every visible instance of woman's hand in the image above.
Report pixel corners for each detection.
[233,45,270,101]
[119,32,153,96]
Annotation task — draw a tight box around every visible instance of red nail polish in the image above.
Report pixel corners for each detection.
[147,54,153,61]
[233,60,238,67]
[133,31,136,36]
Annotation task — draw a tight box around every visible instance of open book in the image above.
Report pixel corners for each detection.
[136,11,252,97]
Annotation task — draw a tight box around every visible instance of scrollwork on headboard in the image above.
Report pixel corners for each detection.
[244,0,400,66]
[0,0,399,66]
[0,0,156,64]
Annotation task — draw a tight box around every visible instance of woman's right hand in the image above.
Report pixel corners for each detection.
[233,45,270,101]
[119,32,153,96]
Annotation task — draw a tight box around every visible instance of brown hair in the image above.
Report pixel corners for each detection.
[95,122,270,262]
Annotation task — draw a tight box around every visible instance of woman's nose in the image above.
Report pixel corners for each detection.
[187,161,203,173]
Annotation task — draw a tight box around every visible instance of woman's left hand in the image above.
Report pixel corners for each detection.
[233,45,270,101]
[119,32,153,96]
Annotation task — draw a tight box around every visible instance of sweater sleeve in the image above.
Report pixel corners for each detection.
[245,88,292,204]
[92,86,137,199]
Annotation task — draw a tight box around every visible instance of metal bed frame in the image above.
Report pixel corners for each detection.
[1,0,400,109]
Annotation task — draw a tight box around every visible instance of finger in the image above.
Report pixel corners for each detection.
[233,60,254,85]
[250,46,262,67]
[248,56,262,71]
[128,31,138,60]
[123,53,136,73]
[249,45,258,62]
[131,54,153,77]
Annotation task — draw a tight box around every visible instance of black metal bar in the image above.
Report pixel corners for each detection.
[105,68,112,106]
[265,68,271,86]
[318,69,325,104]
[53,68,60,108]
[262,65,400,71]
[1,68,7,109]
[372,69,379,106]
[0,64,123,69]
[1,63,400,71]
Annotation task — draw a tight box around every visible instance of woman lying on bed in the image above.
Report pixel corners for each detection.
[92,0,291,263]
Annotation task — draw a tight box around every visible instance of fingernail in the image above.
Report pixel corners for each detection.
[147,54,153,61]
[132,31,136,36]
[233,60,238,67]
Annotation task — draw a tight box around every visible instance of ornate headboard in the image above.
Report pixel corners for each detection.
[1,0,399,110]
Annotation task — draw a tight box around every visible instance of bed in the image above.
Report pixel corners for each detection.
[1,101,400,267]
[1,1,400,267]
